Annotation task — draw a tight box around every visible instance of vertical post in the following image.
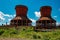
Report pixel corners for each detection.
[22,20,23,26]
[54,22,56,28]
[41,20,42,28]
[17,20,18,27]
[13,20,14,26]
[55,22,56,27]
[20,20,21,26]
[50,21,52,29]
[46,21,47,29]
[21,20,22,26]
[38,21,41,28]
[26,19,27,26]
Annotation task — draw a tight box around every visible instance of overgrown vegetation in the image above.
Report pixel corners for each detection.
[0,26,60,40]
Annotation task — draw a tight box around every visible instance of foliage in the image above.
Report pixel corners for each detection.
[0,26,60,40]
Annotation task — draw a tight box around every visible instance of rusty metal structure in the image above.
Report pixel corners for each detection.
[10,5,32,26]
[36,6,56,29]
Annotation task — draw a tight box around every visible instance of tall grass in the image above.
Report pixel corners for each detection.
[0,26,60,40]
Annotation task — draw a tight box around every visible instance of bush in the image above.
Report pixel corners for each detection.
[33,34,37,39]
[43,35,51,40]
[0,29,4,35]
[33,34,41,39]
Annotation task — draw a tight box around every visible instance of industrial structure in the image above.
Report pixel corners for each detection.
[36,6,56,29]
[10,5,32,26]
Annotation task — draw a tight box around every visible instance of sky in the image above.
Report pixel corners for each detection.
[0,0,60,26]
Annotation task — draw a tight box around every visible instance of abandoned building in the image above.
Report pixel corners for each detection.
[10,5,32,26]
[36,6,56,29]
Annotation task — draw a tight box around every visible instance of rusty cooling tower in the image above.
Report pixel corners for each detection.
[36,6,56,29]
[15,5,28,17]
[10,5,32,26]
[40,6,52,17]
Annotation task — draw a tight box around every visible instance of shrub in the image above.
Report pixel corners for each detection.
[0,29,4,35]
[33,34,37,39]
[33,34,41,39]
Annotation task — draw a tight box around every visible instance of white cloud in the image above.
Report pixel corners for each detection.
[53,16,57,20]
[29,18,36,26]
[53,16,57,18]
[29,18,36,22]
[4,14,13,18]
[7,22,10,25]
[34,11,41,17]
[13,14,16,17]
[0,17,5,21]
[0,11,5,21]
[8,19,11,21]
[56,22,60,26]
[0,11,15,21]
[0,11,15,25]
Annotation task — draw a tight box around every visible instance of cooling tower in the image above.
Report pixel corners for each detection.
[15,5,28,17]
[10,5,32,26]
[36,6,56,29]
[40,6,52,17]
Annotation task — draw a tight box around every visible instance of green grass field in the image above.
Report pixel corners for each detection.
[0,26,60,40]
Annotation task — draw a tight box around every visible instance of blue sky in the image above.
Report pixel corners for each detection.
[0,0,60,26]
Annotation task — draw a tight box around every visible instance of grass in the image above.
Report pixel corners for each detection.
[0,26,60,40]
